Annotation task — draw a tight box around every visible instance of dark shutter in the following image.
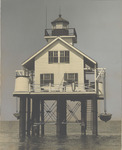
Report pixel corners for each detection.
[51,74,54,84]
[64,73,67,81]
[40,74,43,85]
[75,73,78,82]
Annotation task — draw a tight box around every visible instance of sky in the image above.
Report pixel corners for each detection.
[1,0,121,120]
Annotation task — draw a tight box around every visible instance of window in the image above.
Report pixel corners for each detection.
[64,73,78,84]
[40,74,54,86]
[49,51,58,63]
[60,51,69,63]
[48,51,70,63]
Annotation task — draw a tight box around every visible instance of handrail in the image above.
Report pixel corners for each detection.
[29,83,96,93]
[45,28,77,37]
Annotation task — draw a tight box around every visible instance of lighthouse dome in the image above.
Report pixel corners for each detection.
[51,14,69,25]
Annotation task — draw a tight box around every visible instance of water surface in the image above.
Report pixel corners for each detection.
[0,121,121,150]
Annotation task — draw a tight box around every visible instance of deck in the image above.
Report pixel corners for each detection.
[13,90,104,100]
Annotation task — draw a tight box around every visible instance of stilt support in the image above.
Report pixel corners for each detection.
[19,96,26,140]
[27,97,31,136]
[41,100,44,136]
[81,100,87,135]
[57,97,67,136]
[92,97,98,135]
[32,98,40,136]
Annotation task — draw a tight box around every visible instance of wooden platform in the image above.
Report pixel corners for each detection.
[13,91,104,100]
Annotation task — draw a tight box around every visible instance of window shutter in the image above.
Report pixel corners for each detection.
[75,73,78,82]
[51,74,54,84]
[64,73,67,81]
[40,74,43,85]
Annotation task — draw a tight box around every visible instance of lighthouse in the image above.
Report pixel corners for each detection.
[13,15,106,139]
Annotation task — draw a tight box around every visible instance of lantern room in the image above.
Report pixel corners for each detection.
[45,15,77,44]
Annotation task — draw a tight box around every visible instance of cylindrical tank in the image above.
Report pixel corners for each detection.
[98,82,104,95]
[15,76,29,92]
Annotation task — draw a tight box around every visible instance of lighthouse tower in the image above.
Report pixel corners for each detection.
[45,14,77,45]
[13,15,105,139]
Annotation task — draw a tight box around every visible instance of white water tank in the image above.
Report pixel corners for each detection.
[15,76,29,92]
[98,82,104,96]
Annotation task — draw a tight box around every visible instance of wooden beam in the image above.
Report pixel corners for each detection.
[19,96,26,140]
[81,100,87,135]
[92,97,98,135]
[32,98,40,136]
[57,97,67,136]
[41,100,44,136]
[27,97,31,136]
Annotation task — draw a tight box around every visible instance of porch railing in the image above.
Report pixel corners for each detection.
[45,28,77,37]
[29,83,95,93]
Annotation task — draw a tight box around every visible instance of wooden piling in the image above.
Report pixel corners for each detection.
[32,98,40,136]
[41,100,44,136]
[81,100,87,135]
[19,96,26,139]
[27,97,31,136]
[57,97,67,136]
[92,97,98,135]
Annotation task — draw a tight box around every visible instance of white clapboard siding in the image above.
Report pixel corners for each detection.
[35,40,84,89]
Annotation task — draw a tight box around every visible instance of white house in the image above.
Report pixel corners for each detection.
[13,15,105,138]
[15,15,104,95]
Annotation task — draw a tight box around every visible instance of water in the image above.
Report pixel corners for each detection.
[0,121,121,150]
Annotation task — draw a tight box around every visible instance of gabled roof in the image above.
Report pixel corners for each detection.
[22,37,97,69]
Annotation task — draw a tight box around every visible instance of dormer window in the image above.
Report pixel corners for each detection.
[60,51,69,63]
[49,51,58,63]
